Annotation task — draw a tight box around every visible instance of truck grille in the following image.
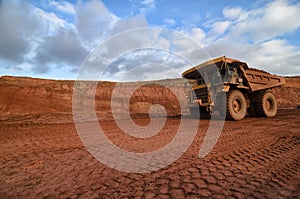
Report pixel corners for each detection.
[193,88,209,103]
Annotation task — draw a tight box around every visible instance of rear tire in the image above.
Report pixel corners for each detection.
[254,91,277,117]
[226,90,247,121]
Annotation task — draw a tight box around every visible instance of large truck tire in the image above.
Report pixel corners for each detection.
[254,91,277,117]
[226,90,247,121]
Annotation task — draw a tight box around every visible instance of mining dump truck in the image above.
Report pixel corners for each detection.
[182,56,285,120]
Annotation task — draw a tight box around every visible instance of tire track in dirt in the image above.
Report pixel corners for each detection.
[0,109,299,198]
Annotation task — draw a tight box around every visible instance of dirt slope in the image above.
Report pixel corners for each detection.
[0,76,186,116]
[0,75,299,116]
[273,76,300,108]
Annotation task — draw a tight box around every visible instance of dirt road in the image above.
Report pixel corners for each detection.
[0,109,299,198]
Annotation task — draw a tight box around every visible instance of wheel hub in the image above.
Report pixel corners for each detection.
[266,99,272,111]
[233,98,242,113]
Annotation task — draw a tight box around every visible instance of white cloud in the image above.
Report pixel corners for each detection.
[190,28,206,42]
[164,18,176,26]
[34,7,74,35]
[0,1,37,62]
[111,15,148,35]
[0,0,84,74]
[1,0,300,79]
[49,1,75,15]
[35,29,87,67]
[75,0,120,49]
[139,0,156,15]
[205,38,300,76]
[223,6,242,20]
[141,0,156,7]
[246,39,300,75]
[16,62,32,71]
[207,21,231,38]
[194,0,300,76]
[228,0,300,42]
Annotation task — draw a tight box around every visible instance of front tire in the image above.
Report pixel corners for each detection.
[254,91,277,117]
[226,90,247,121]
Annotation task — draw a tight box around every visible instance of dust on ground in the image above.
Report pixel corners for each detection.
[0,109,299,198]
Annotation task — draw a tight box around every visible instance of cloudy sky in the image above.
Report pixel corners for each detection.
[0,0,300,81]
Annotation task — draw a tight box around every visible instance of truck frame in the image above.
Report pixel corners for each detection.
[182,56,286,120]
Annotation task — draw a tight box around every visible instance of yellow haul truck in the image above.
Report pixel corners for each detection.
[182,56,285,120]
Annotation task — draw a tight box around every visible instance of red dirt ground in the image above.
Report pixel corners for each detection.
[0,109,299,198]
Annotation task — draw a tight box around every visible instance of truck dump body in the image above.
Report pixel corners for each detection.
[242,68,286,92]
[182,56,285,92]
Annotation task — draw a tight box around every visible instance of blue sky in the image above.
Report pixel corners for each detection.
[0,0,300,81]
